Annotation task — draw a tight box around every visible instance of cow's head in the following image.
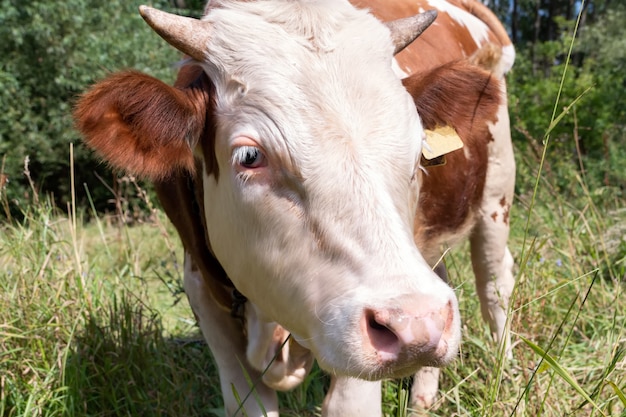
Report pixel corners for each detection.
[75,0,460,380]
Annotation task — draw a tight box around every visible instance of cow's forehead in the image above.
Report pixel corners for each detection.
[200,1,394,79]
[199,0,422,175]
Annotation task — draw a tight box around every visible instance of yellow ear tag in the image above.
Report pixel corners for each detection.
[422,126,464,160]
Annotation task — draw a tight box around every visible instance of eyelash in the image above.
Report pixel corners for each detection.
[232,145,266,169]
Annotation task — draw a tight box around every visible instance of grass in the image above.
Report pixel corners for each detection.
[1,149,624,417]
[0,195,220,416]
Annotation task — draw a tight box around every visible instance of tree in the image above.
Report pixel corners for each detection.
[0,0,186,217]
[507,2,626,196]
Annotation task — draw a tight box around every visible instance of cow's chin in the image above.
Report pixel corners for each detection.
[302,335,459,381]
[314,355,450,382]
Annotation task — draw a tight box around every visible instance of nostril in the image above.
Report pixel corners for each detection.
[364,309,401,360]
[368,314,386,331]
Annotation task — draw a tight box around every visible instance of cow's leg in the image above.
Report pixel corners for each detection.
[183,253,279,417]
[470,99,516,358]
[470,232,515,358]
[322,376,382,417]
[410,366,440,413]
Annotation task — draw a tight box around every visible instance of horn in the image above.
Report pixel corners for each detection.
[385,10,438,55]
[139,5,211,62]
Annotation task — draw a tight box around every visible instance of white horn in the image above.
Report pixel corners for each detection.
[139,5,211,62]
[385,10,438,55]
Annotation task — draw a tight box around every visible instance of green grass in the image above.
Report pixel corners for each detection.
[1,153,624,417]
[0,198,222,416]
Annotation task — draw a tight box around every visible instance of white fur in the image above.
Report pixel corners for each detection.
[476,86,516,356]
[323,377,382,417]
[180,0,517,414]
[244,303,314,391]
[501,44,516,74]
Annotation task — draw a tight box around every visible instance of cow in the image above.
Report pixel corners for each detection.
[74,0,516,416]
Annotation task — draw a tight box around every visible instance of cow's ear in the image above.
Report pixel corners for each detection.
[402,60,501,132]
[74,70,209,181]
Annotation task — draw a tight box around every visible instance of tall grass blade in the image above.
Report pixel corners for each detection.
[538,270,599,415]
[232,356,268,417]
[520,335,606,416]
[511,280,581,416]
[606,381,626,407]
[68,143,84,283]
[395,378,409,417]
[581,347,626,412]
[84,184,112,258]
[231,383,250,417]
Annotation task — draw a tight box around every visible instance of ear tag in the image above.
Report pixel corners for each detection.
[422,126,464,160]
[421,154,447,167]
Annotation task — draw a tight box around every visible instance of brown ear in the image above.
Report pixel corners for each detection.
[402,60,501,135]
[74,70,210,180]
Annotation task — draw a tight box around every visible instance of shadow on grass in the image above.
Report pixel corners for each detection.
[64,294,225,417]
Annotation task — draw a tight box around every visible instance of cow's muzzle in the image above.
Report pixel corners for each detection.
[360,294,459,376]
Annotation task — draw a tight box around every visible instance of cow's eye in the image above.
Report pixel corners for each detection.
[233,146,266,169]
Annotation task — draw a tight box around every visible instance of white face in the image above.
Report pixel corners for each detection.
[199,0,460,379]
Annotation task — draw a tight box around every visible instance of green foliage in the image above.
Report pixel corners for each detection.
[0,0,623,221]
[575,5,626,184]
[508,4,626,200]
[0,0,185,218]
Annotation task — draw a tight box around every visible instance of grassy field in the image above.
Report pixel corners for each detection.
[1,153,625,417]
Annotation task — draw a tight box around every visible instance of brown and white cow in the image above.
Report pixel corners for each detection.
[74,0,515,415]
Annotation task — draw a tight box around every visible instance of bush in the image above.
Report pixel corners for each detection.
[508,6,626,200]
[0,0,188,219]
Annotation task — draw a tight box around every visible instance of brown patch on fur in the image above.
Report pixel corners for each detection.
[353,0,511,77]
[149,65,232,309]
[499,195,511,225]
[74,70,210,181]
[503,203,510,225]
[491,212,498,222]
[403,60,501,243]
[154,169,234,311]
[76,64,233,310]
